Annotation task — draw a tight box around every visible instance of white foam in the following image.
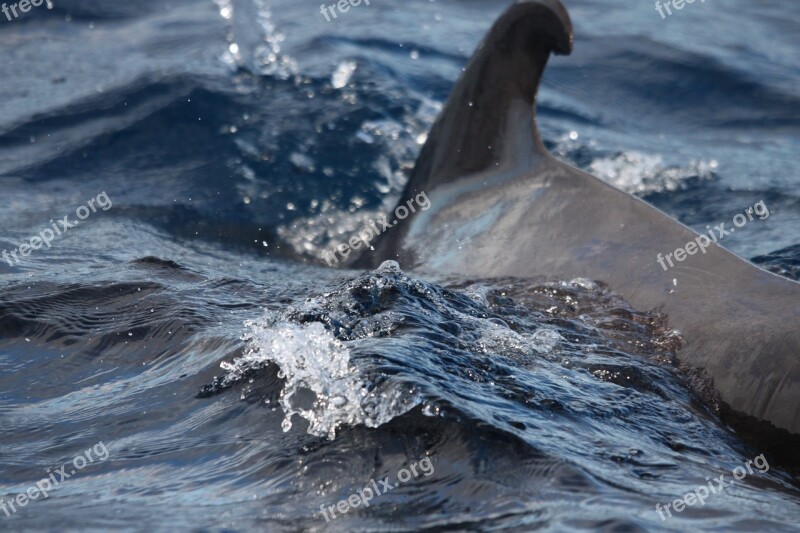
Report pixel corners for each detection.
[237,315,417,439]
[588,151,716,195]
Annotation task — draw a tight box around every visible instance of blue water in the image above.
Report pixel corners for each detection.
[1,0,798,530]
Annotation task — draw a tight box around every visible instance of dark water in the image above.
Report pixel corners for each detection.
[1,0,799,530]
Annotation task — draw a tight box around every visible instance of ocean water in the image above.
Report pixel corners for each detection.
[0,0,798,530]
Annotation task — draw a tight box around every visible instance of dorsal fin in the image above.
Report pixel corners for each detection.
[357,1,800,440]
[405,0,572,196]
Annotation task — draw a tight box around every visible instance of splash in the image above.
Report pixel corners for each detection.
[212,0,297,78]
[588,151,717,195]
[276,99,440,260]
[552,132,717,195]
[206,261,686,442]
[228,309,419,440]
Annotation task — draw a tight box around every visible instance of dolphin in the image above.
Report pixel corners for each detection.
[357,0,800,436]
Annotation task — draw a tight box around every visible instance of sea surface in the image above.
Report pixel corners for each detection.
[1,0,799,530]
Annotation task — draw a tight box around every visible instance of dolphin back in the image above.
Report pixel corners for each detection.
[362,0,800,436]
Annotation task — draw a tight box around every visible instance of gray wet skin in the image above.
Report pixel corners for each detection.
[357,0,800,435]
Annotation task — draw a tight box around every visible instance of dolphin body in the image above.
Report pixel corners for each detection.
[358,0,800,435]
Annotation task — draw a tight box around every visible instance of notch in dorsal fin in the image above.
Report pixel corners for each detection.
[405,0,573,196]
